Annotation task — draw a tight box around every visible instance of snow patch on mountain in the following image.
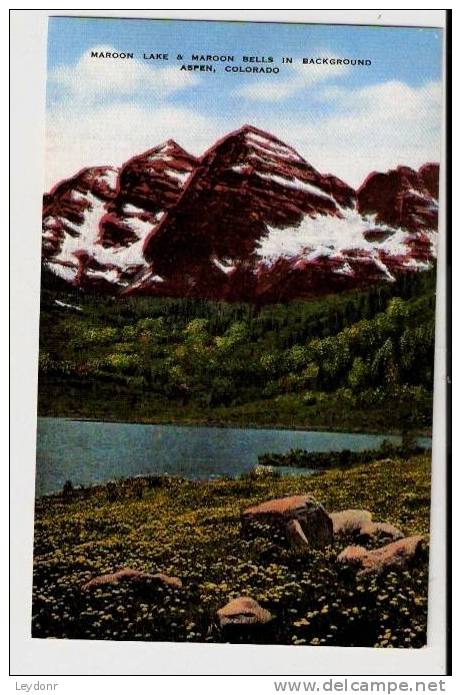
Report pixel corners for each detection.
[334,261,354,276]
[47,190,151,283]
[256,208,437,280]
[123,203,145,215]
[54,299,82,311]
[165,168,191,183]
[245,131,303,162]
[256,171,339,203]
[99,169,118,191]
[212,257,236,275]
[121,215,153,238]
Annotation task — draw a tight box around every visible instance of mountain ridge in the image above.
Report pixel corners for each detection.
[42,125,439,302]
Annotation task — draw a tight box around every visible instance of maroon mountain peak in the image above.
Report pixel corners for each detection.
[357,162,439,232]
[42,128,439,302]
[124,138,196,164]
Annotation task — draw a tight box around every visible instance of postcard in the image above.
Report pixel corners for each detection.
[32,15,444,652]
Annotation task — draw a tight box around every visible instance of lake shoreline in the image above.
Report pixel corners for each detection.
[37,414,433,439]
[35,418,432,497]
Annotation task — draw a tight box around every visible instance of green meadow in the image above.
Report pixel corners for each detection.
[32,453,430,647]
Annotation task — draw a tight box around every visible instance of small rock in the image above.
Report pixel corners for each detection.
[242,495,333,548]
[151,572,183,589]
[337,536,426,575]
[286,518,309,551]
[217,597,273,627]
[82,567,182,590]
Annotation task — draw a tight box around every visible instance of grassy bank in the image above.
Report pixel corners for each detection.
[32,454,431,647]
[258,441,426,469]
[37,387,433,435]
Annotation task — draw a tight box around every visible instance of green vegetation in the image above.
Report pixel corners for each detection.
[258,439,424,469]
[38,271,436,432]
[32,454,430,647]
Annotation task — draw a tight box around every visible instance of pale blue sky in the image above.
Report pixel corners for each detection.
[45,17,444,189]
[47,17,442,113]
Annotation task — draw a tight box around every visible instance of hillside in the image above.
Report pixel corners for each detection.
[38,270,435,433]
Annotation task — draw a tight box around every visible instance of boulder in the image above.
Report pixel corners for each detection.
[242,495,333,548]
[217,597,273,627]
[337,536,426,576]
[330,509,403,541]
[82,567,182,590]
[330,509,372,535]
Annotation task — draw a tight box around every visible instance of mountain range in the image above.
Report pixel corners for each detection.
[42,124,439,303]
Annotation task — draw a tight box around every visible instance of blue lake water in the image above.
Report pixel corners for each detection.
[35,417,432,496]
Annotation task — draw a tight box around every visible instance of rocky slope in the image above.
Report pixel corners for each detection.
[42,141,197,291]
[42,125,439,301]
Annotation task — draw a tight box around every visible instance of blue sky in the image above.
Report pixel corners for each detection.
[45,16,444,189]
